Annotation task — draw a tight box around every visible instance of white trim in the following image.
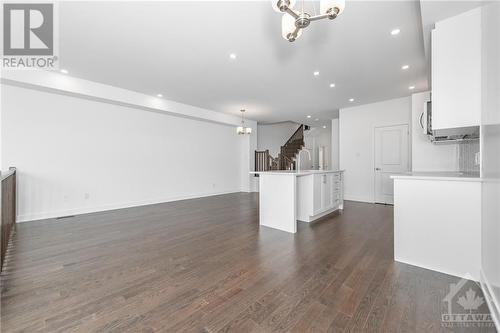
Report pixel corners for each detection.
[299,206,342,223]
[480,269,500,330]
[395,257,479,281]
[343,194,373,203]
[16,189,242,223]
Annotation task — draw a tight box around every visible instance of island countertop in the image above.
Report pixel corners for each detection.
[390,171,480,182]
[250,170,344,177]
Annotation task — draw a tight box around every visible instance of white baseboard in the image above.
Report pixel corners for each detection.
[343,194,373,203]
[16,189,242,223]
[480,270,500,330]
[395,258,480,282]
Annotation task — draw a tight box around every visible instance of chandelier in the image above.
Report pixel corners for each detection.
[237,109,252,135]
[272,0,345,42]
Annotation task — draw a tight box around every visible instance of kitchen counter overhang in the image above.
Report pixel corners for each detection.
[390,171,480,182]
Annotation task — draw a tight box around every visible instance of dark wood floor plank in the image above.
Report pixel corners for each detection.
[1,194,495,333]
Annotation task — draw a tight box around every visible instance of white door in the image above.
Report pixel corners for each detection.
[374,125,409,204]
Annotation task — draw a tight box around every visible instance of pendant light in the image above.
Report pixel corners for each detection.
[237,109,252,135]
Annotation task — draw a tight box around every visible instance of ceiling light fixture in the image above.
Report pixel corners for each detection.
[313,71,320,76]
[349,98,354,102]
[329,83,336,88]
[391,28,401,36]
[273,0,345,42]
[229,53,237,59]
[323,125,327,129]
[237,109,252,135]
[401,65,409,70]
[307,115,312,118]
[157,94,163,98]
[60,69,68,74]
[409,85,415,90]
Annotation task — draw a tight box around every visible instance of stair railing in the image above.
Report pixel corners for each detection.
[283,124,304,147]
[279,125,304,170]
[1,167,16,272]
[254,124,305,172]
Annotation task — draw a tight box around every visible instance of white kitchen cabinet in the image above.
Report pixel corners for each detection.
[320,174,332,214]
[392,174,481,280]
[431,7,481,130]
[297,171,344,222]
[313,174,323,214]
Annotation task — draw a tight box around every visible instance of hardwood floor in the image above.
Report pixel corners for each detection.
[1,193,496,333]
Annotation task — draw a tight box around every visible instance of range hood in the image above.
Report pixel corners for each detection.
[431,126,480,144]
[422,101,480,144]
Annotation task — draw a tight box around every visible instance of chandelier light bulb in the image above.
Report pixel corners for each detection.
[320,0,345,18]
[272,0,296,13]
[282,14,301,42]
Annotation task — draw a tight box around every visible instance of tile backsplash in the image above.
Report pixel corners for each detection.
[458,139,480,173]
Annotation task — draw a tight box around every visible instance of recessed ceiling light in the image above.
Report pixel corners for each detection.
[329,83,336,88]
[409,85,415,90]
[391,28,401,36]
[307,115,311,118]
[322,125,327,129]
[349,98,355,102]
[157,94,163,97]
[313,71,320,76]
[60,69,68,74]
[401,65,409,70]
[315,118,319,121]
[229,53,237,59]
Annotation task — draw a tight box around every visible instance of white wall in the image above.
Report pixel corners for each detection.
[339,97,411,202]
[1,84,251,222]
[411,91,458,171]
[331,118,339,170]
[257,122,300,158]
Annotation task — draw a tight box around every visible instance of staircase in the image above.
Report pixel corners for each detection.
[255,124,306,172]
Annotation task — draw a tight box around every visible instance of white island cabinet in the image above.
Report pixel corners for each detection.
[297,172,344,222]
[251,170,344,234]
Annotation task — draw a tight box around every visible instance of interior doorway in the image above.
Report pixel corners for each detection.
[374,124,409,204]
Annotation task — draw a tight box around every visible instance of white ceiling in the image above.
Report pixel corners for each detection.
[58,1,429,125]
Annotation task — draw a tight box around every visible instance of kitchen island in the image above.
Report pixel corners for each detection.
[251,170,344,233]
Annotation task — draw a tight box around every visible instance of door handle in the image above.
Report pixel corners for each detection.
[375,167,381,171]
